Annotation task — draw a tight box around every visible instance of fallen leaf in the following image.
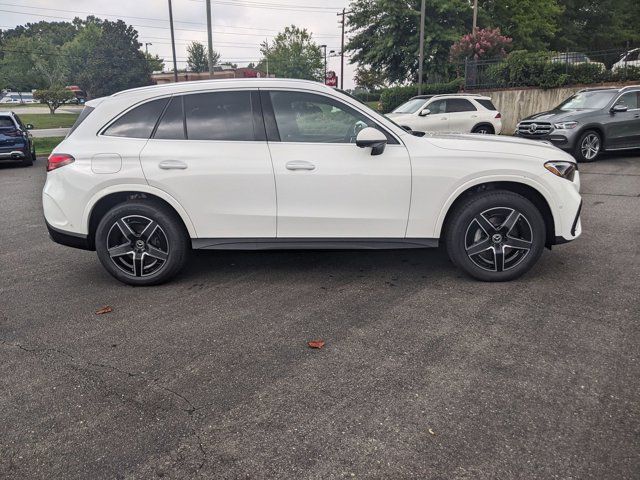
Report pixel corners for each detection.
[428,428,436,436]
[307,340,325,349]
[95,306,113,315]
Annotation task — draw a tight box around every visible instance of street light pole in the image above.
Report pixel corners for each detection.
[205,0,215,78]
[418,0,426,95]
[145,42,152,54]
[167,0,178,82]
[320,44,327,84]
[337,9,347,89]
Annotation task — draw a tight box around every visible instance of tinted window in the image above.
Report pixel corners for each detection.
[616,92,639,110]
[0,116,15,128]
[425,99,446,114]
[476,99,497,110]
[154,96,185,140]
[270,91,386,144]
[446,99,477,113]
[184,91,254,141]
[68,106,95,135]
[557,91,617,110]
[104,98,168,138]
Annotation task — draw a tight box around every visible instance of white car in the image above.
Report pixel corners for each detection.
[385,94,503,135]
[43,79,581,285]
[612,48,640,72]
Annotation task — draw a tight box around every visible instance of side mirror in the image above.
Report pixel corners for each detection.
[612,104,628,113]
[419,108,431,117]
[25,124,34,130]
[356,127,388,156]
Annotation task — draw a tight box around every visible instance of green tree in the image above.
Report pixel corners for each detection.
[346,0,471,84]
[63,17,152,98]
[186,41,220,72]
[481,0,563,51]
[258,25,323,80]
[353,66,387,90]
[145,52,165,72]
[34,87,74,114]
[0,35,67,91]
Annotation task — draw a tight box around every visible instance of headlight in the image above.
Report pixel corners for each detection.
[545,161,577,181]
[554,121,578,129]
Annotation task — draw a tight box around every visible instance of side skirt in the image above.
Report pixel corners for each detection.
[191,238,439,251]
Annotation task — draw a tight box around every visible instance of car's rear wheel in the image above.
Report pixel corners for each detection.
[95,200,189,286]
[574,130,601,162]
[21,149,34,167]
[472,124,495,135]
[445,191,546,281]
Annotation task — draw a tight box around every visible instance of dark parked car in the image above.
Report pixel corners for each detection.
[0,111,36,166]
[515,85,640,162]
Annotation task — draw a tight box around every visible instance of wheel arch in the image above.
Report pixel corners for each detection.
[438,180,557,247]
[472,122,495,134]
[577,124,605,144]
[84,186,197,249]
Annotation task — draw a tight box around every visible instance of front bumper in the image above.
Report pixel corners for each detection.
[514,131,579,151]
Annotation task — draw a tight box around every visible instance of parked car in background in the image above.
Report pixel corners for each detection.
[43,79,581,285]
[0,111,36,166]
[515,85,640,162]
[386,94,502,135]
[0,92,38,104]
[612,48,640,72]
[550,52,606,71]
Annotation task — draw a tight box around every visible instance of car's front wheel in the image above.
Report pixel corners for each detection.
[95,200,190,286]
[574,130,601,162]
[445,191,546,281]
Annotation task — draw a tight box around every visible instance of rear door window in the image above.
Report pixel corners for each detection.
[103,98,169,138]
[446,99,477,113]
[184,91,255,141]
[154,96,186,140]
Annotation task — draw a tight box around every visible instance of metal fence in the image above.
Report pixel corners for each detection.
[460,48,640,90]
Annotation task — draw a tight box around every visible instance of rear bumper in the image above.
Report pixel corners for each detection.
[46,221,93,251]
[0,150,26,160]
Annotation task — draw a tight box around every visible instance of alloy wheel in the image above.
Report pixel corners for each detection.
[106,215,169,277]
[464,207,533,272]
[581,133,600,160]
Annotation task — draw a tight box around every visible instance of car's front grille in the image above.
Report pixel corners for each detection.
[517,121,553,136]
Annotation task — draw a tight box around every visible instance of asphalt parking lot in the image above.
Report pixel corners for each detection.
[1,154,638,479]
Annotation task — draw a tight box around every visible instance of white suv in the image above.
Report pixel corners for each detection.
[386,94,503,134]
[43,79,581,285]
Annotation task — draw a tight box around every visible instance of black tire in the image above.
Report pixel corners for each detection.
[95,200,190,286]
[21,150,34,167]
[574,130,601,163]
[472,124,495,135]
[445,190,546,282]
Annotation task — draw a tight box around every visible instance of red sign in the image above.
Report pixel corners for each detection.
[325,70,338,87]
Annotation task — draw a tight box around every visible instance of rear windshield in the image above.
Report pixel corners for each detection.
[68,106,95,136]
[0,116,16,128]
[476,99,497,110]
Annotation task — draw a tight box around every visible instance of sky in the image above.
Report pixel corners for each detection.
[0,0,357,88]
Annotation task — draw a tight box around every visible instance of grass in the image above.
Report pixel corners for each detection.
[19,113,79,129]
[34,136,65,156]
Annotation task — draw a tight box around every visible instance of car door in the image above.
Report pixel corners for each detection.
[263,89,411,238]
[446,98,478,133]
[606,91,640,149]
[416,99,449,133]
[139,90,277,239]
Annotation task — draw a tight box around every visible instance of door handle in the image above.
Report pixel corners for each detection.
[159,160,188,170]
[286,161,316,171]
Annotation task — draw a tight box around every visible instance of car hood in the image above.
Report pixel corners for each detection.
[521,109,597,122]
[419,133,572,161]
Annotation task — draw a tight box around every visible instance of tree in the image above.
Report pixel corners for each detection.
[63,17,152,98]
[449,28,512,62]
[145,52,165,72]
[346,0,471,84]
[186,41,220,72]
[0,35,67,91]
[34,87,74,114]
[353,66,386,90]
[481,0,563,51]
[257,25,323,80]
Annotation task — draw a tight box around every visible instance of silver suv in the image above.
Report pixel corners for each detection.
[515,85,640,162]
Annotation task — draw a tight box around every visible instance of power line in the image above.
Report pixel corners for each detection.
[185,0,342,13]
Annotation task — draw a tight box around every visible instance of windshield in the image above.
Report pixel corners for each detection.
[392,98,428,114]
[556,91,617,110]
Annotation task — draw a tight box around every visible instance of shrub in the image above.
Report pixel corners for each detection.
[379,78,464,113]
[450,28,512,62]
[33,87,74,114]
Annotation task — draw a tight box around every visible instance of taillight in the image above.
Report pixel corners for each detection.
[495,112,502,119]
[47,154,75,172]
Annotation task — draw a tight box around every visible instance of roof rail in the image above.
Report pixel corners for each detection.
[430,93,487,98]
[576,86,619,93]
[619,84,640,91]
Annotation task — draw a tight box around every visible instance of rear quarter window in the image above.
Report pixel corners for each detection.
[476,99,497,111]
[68,106,95,135]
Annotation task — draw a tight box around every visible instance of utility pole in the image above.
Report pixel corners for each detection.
[320,44,327,84]
[167,0,178,82]
[337,9,349,89]
[145,42,152,54]
[418,0,426,94]
[205,0,214,78]
[472,0,478,32]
